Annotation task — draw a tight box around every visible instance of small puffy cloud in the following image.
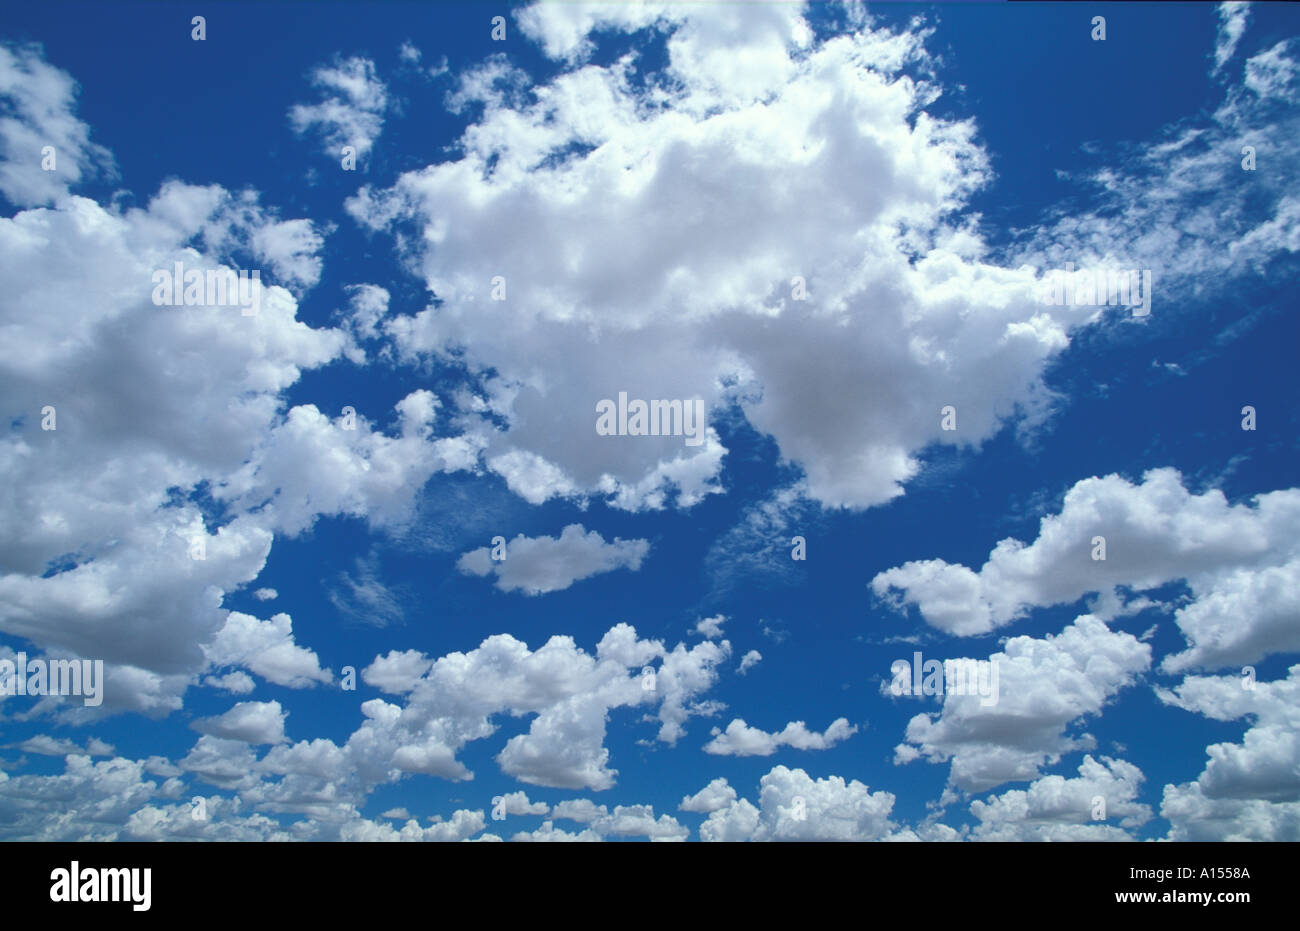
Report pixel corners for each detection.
[495,692,622,790]
[550,798,607,823]
[426,810,489,842]
[494,790,549,817]
[895,616,1151,792]
[362,649,432,694]
[193,700,288,745]
[509,801,685,841]
[457,524,649,595]
[969,755,1152,841]
[289,56,389,159]
[737,650,761,674]
[343,283,390,343]
[180,736,264,792]
[252,588,278,602]
[249,217,328,293]
[653,638,732,745]
[214,394,473,538]
[700,766,899,841]
[202,671,256,695]
[205,612,331,688]
[872,469,1300,676]
[679,777,737,814]
[703,717,858,757]
[594,804,688,841]
[510,820,601,842]
[695,615,726,638]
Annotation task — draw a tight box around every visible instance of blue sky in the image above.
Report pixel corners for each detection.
[0,1,1297,841]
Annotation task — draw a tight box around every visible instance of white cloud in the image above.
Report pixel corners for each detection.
[969,755,1152,841]
[593,804,688,841]
[1244,39,1299,99]
[704,484,813,598]
[457,524,649,595]
[253,588,278,602]
[1160,783,1300,842]
[894,616,1150,792]
[193,700,288,745]
[1016,35,1300,304]
[695,614,726,638]
[550,798,607,823]
[335,807,488,842]
[248,217,328,293]
[328,553,404,627]
[0,43,114,207]
[179,736,261,792]
[12,735,113,757]
[126,796,292,841]
[697,797,760,842]
[871,469,1300,674]
[703,717,857,757]
[514,2,674,63]
[362,649,433,694]
[205,612,331,689]
[510,820,601,842]
[0,46,485,732]
[699,765,900,841]
[0,754,171,841]
[1157,665,1300,839]
[679,777,737,814]
[737,650,761,674]
[228,623,731,802]
[653,638,731,744]
[526,798,687,841]
[289,57,389,159]
[202,671,256,694]
[1214,2,1252,73]
[342,283,390,344]
[4,3,1293,849]
[128,798,487,843]
[214,395,477,538]
[348,7,1103,513]
[493,790,549,817]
